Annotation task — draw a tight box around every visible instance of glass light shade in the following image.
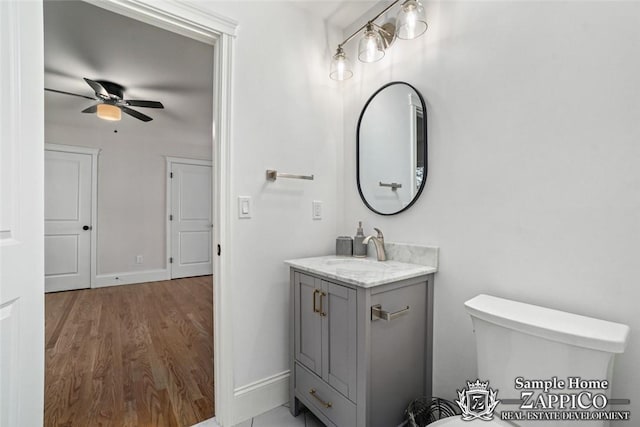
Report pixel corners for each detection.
[396,0,428,40]
[96,103,122,121]
[329,48,353,81]
[358,25,385,63]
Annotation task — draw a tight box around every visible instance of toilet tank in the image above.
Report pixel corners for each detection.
[464,294,630,427]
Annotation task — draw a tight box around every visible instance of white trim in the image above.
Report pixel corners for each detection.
[83,0,238,42]
[213,31,236,427]
[45,143,100,156]
[44,143,100,289]
[232,371,290,426]
[165,156,212,167]
[192,417,222,427]
[165,156,213,279]
[89,2,237,425]
[94,268,170,288]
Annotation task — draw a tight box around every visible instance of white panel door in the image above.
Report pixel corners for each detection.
[0,1,44,425]
[170,162,213,278]
[45,150,92,292]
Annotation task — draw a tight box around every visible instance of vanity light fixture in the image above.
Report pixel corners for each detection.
[329,0,428,81]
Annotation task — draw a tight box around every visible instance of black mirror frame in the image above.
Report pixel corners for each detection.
[356,81,428,216]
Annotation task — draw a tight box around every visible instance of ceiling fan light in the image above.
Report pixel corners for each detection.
[96,103,121,121]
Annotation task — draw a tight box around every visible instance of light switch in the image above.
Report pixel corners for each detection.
[238,196,251,218]
[312,200,322,220]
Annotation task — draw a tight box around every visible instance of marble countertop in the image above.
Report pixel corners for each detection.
[284,255,437,288]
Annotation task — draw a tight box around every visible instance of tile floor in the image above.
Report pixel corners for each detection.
[193,404,325,427]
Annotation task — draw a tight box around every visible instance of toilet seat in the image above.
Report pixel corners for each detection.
[428,415,513,426]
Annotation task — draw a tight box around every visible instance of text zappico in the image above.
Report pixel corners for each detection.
[515,377,610,410]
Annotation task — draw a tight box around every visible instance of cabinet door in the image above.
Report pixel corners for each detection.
[321,280,357,402]
[294,273,322,376]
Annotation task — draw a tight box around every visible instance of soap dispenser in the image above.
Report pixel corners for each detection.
[353,221,367,258]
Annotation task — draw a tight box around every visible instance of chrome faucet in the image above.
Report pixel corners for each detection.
[363,228,386,261]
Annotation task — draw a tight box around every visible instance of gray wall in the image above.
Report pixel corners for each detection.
[45,121,212,275]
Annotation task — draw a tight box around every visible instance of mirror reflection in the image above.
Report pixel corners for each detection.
[357,82,428,215]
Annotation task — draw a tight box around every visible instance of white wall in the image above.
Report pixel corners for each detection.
[197,0,343,397]
[340,1,640,423]
[45,120,211,276]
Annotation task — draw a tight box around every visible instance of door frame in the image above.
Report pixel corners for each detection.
[165,156,213,279]
[80,1,237,425]
[45,143,100,288]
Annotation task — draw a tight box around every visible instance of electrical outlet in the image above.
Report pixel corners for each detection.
[312,200,322,220]
[136,255,143,264]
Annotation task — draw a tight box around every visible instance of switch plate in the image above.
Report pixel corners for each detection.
[312,200,322,220]
[136,255,143,264]
[238,196,251,219]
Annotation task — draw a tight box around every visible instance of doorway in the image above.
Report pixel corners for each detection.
[1,0,235,425]
[40,1,235,424]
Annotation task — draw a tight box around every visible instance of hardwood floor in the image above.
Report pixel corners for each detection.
[45,276,214,427]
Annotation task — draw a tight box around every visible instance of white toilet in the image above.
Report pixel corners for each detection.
[430,294,630,427]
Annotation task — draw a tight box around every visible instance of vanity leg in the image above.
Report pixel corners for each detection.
[290,396,302,416]
[289,270,301,417]
[423,278,434,401]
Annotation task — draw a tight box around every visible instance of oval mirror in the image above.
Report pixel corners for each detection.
[357,82,428,215]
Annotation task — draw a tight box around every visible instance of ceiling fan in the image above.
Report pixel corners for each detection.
[45,78,164,122]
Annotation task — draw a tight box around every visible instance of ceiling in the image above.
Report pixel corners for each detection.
[44,0,214,133]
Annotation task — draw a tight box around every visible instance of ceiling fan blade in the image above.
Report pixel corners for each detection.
[125,100,164,109]
[45,88,95,100]
[81,104,99,114]
[84,78,110,98]
[121,106,153,122]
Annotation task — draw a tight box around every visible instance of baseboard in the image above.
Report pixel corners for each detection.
[231,370,290,425]
[93,269,170,288]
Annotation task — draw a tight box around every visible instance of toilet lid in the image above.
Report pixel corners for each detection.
[429,415,513,427]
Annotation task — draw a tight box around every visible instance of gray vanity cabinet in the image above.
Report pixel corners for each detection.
[294,273,357,399]
[290,268,434,427]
